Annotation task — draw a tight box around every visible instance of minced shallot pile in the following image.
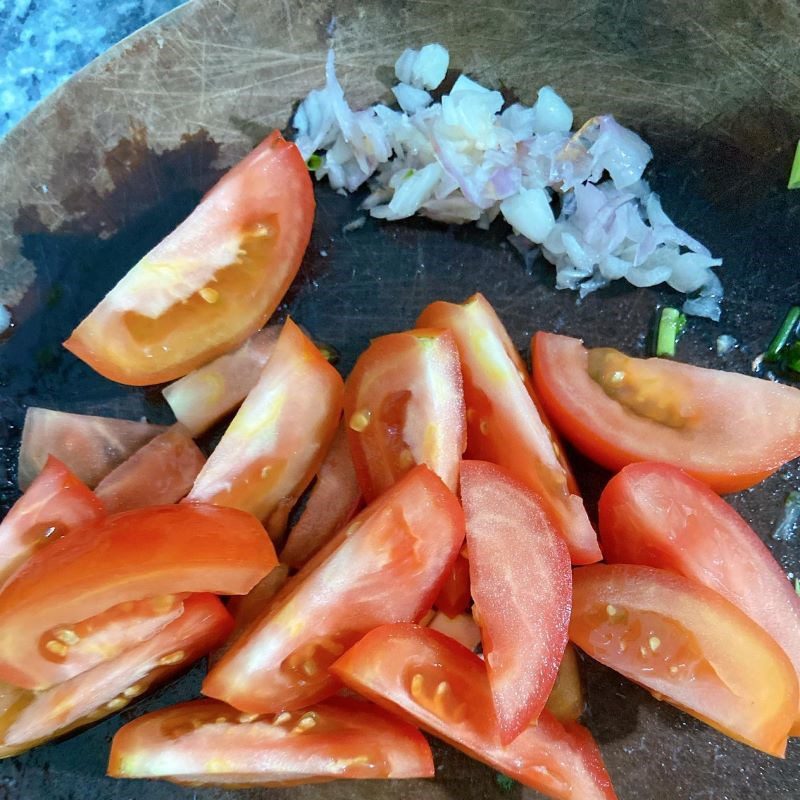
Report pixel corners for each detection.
[294,44,723,320]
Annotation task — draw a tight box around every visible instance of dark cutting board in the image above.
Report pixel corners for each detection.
[0,0,799,797]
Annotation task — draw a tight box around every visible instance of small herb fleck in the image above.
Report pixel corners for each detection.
[404,168,415,179]
[495,772,517,792]
[307,154,323,171]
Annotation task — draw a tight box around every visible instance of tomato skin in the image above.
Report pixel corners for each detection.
[532,332,800,493]
[65,131,314,386]
[434,554,471,616]
[344,328,466,500]
[95,425,205,513]
[107,696,433,785]
[0,456,104,585]
[331,624,617,800]
[599,462,800,733]
[18,407,166,489]
[162,326,280,436]
[0,593,232,758]
[0,503,276,690]
[570,564,798,757]
[203,465,465,714]
[186,318,343,539]
[461,460,571,743]
[417,295,600,565]
[280,423,362,569]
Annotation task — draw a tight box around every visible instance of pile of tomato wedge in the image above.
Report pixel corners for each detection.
[3,131,800,798]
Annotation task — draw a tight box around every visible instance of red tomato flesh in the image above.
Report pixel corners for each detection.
[599,461,800,733]
[0,503,276,690]
[162,325,280,436]
[0,593,232,758]
[331,623,617,800]
[18,407,166,489]
[570,564,798,757]
[108,696,433,786]
[344,328,466,500]
[280,423,362,569]
[532,332,800,493]
[0,456,104,585]
[433,553,471,617]
[417,295,600,564]
[95,425,205,514]
[64,132,314,386]
[186,318,343,539]
[203,465,465,714]
[461,460,571,743]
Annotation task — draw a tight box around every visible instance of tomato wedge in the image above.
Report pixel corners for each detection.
[203,465,464,713]
[417,295,600,564]
[0,593,231,758]
[0,503,276,690]
[280,423,362,569]
[18,407,166,489]
[64,131,314,386]
[461,460,571,743]
[545,644,584,724]
[108,696,433,786]
[0,456,104,585]
[532,332,800,493]
[162,326,280,436]
[94,425,205,513]
[598,461,800,733]
[433,553,471,616]
[186,318,343,538]
[344,328,466,500]
[570,564,798,757]
[331,624,617,800]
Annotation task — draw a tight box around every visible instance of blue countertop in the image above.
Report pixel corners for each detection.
[0,0,184,138]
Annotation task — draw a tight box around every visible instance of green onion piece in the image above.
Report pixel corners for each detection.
[316,341,340,365]
[765,306,800,362]
[495,773,517,792]
[404,168,415,179]
[655,307,686,358]
[774,490,800,542]
[795,577,800,597]
[306,154,323,171]
[786,341,800,374]
[789,140,800,190]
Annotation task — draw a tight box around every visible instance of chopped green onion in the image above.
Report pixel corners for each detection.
[795,577,800,597]
[495,773,517,792]
[654,307,686,358]
[306,154,323,171]
[765,306,800,362]
[786,341,800,374]
[774,490,800,542]
[316,341,340,365]
[403,168,415,179]
[789,140,800,190]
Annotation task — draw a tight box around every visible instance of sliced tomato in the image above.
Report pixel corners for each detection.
[280,423,362,569]
[427,611,481,651]
[94,425,205,513]
[532,332,800,493]
[433,553,471,616]
[203,465,465,713]
[64,132,314,386]
[162,326,280,436]
[0,593,232,758]
[18,407,166,489]
[186,318,343,539]
[344,328,466,500]
[545,644,584,724]
[417,295,600,564]
[461,460,571,743]
[331,624,617,800]
[0,456,104,585]
[0,503,276,690]
[598,461,800,732]
[108,696,433,786]
[570,564,798,757]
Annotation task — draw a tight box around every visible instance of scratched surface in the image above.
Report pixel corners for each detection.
[0,0,800,798]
